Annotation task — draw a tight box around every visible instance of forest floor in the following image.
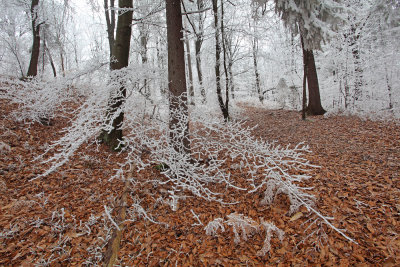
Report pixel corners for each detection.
[0,99,399,266]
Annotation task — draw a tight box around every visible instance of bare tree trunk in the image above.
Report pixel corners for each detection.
[385,68,393,112]
[300,35,326,115]
[302,42,308,120]
[104,0,116,66]
[223,30,236,99]
[100,0,133,151]
[60,50,65,77]
[41,39,45,74]
[228,58,235,99]
[195,39,205,103]
[156,37,167,96]
[379,24,394,113]
[349,26,363,103]
[184,20,195,105]
[252,36,263,103]
[43,34,57,77]
[166,0,190,154]
[220,0,229,112]
[47,47,57,77]
[139,24,150,97]
[27,0,41,77]
[212,0,229,121]
[195,0,206,103]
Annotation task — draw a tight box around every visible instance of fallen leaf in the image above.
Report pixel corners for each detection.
[289,212,303,222]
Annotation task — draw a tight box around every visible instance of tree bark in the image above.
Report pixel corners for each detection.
[166,0,190,154]
[223,30,235,99]
[252,36,263,103]
[184,20,195,105]
[220,0,229,111]
[43,34,57,77]
[195,38,205,103]
[100,0,133,150]
[212,0,229,121]
[347,25,363,104]
[195,0,206,103]
[60,50,65,77]
[300,35,326,115]
[227,55,235,99]
[302,43,308,120]
[139,24,150,97]
[27,0,41,77]
[104,0,116,66]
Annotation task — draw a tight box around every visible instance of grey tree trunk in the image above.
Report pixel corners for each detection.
[166,0,190,154]
[223,30,236,99]
[300,35,326,115]
[220,0,230,111]
[100,0,133,151]
[212,0,229,121]
[104,0,116,66]
[252,37,263,103]
[184,21,195,105]
[60,50,65,77]
[348,25,363,104]
[227,55,235,99]
[27,0,41,77]
[195,0,206,104]
[43,33,57,77]
[139,24,150,97]
[302,43,308,120]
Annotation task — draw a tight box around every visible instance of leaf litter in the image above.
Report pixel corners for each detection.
[0,99,399,265]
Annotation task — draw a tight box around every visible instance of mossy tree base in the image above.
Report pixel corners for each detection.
[98,129,123,152]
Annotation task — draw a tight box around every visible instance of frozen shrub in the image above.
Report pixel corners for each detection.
[204,218,225,236]
[204,213,284,256]
[226,213,260,244]
[257,220,285,256]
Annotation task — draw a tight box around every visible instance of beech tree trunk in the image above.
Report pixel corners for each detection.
[348,25,363,103]
[300,35,326,115]
[223,30,235,99]
[228,56,235,99]
[195,38,205,103]
[27,0,41,77]
[43,35,57,77]
[220,0,229,113]
[212,0,229,121]
[302,45,308,120]
[184,24,195,105]
[139,24,150,97]
[252,37,263,103]
[195,0,206,103]
[166,0,190,154]
[100,0,133,150]
[104,0,116,66]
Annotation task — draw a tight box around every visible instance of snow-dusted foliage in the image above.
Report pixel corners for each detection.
[272,0,344,50]
[104,96,316,206]
[0,59,108,125]
[31,64,163,179]
[204,218,225,236]
[257,219,285,256]
[0,76,72,125]
[29,79,360,247]
[204,213,284,256]
[226,213,260,244]
[319,0,400,118]
[30,79,356,243]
